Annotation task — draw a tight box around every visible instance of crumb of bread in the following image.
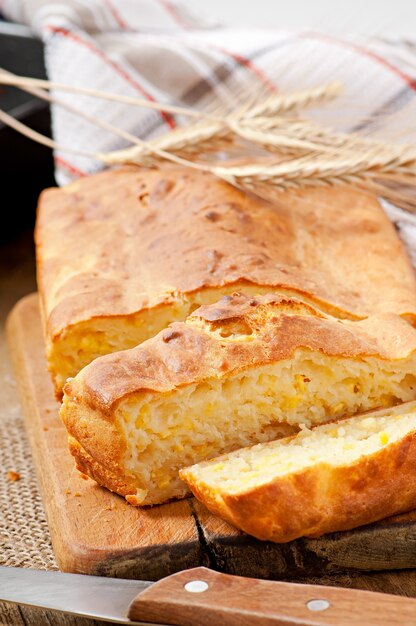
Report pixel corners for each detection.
[50,285,276,391]
[179,402,416,542]
[181,404,416,494]
[125,495,140,506]
[113,350,416,505]
[7,471,21,482]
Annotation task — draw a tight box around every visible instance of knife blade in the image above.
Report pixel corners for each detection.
[2,565,416,626]
[0,565,150,624]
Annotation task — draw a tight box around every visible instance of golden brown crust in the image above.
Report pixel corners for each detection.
[68,436,137,498]
[63,293,416,413]
[61,394,137,497]
[36,165,416,347]
[182,430,416,542]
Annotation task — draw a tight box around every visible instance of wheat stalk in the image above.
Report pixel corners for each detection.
[0,70,205,120]
[102,120,228,166]
[0,108,95,157]
[2,72,340,171]
[2,69,415,212]
[228,115,412,158]
[0,67,171,158]
[238,81,342,120]
[236,117,363,147]
[210,147,416,201]
[103,82,342,166]
[226,120,332,154]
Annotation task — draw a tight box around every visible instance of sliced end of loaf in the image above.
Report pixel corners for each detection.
[180,402,416,541]
[61,294,416,506]
[115,351,415,504]
[49,285,314,393]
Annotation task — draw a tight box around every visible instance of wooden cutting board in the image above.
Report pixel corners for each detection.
[6,293,416,581]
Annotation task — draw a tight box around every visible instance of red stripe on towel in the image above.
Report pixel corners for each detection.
[46,25,176,129]
[215,45,276,92]
[157,0,189,28]
[102,0,128,30]
[303,32,416,91]
[55,156,87,178]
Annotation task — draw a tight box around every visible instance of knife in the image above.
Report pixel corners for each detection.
[1,565,416,625]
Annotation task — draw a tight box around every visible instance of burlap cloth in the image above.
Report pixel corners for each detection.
[0,239,58,571]
[0,403,58,571]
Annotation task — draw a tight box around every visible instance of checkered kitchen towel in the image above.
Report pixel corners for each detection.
[2,0,416,250]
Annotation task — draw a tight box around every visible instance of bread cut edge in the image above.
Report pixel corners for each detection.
[62,391,140,501]
[46,283,337,397]
[180,402,416,542]
[61,294,416,506]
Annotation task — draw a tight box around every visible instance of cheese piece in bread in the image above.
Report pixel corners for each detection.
[61,294,416,506]
[36,166,416,393]
[180,402,416,542]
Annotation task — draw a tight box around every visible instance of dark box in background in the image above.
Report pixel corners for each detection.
[0,21,55,244]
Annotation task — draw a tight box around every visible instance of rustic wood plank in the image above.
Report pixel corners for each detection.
[288,570,416,597]
[6,294,204,580]
[192,486,416,577]
[7,292,416,583]
[0,603,108,626]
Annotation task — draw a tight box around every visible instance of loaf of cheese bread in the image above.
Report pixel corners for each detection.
[36,166,416,393]
[61,294,416,505]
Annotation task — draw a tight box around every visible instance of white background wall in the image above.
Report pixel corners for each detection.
[191,0,416,36]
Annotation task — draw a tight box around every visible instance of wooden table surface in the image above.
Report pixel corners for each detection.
[3,231,416,625]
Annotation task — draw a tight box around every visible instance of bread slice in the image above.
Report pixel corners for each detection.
[36,166,416,393]
[61,293,416,506]
[180,402,416,542]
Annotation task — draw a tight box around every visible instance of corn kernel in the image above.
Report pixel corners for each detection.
[379,431,389,445]
[78,334,106,351]
[283,397,300,409]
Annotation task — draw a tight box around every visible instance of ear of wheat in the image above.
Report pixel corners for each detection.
[211,147,416,198]
[0,68,415,211]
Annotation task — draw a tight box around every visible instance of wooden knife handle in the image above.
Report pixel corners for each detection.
[128,566,416,626]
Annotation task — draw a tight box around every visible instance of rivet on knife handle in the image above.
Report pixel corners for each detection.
[128,566,416,626]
